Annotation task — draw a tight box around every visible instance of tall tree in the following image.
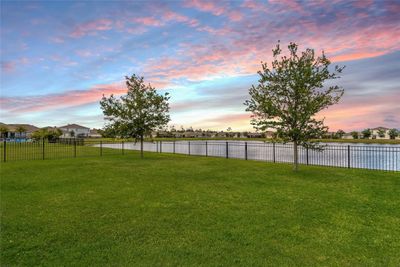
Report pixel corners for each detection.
[351,131,359,139]
[100,74,170,158]
[245,42,344,171]
[335,129,345,139]
[0,126,9,138]
[388,128,398,139]
[362,128,372,139]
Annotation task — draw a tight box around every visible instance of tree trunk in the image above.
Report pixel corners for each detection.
[140,135,144,158]
[293,141,299,171]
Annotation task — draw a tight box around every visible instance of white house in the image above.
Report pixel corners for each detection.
[371,127,390,139]
[59,124,90,138]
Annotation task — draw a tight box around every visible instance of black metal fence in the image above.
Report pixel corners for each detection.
[1,139,399,171]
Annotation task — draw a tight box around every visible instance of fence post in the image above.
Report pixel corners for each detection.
[188,141,191,155]
[122,141,124,155]
[245,142,248,160]
[347,145,350,168]
[74,138,77,158]
[160,141,162,153]
[156,141,159,153]
[100,141,103,156]
[205,141,208,157]
[226,142,229,159]
[306,147,309,165]
[3,140,6,162]
[273,142,276,163]
[173,141,176,154]
[42,138,45,160]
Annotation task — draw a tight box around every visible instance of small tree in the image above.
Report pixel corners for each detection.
[351,131,359,139]
[388,128,399,139]
[362,128,372,139]
[15,126,27,138]
[335,129,345,139]
[245,42,344,171]
[100,74,170,158]
[377,128,386,138]
[0,126,8,138]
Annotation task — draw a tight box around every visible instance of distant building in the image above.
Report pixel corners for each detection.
[0,123,39,139]
[88,129,102,138]
[371,127,390,139]
[59,124,90,138]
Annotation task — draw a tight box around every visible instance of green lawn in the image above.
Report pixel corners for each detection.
[1,152,399,266]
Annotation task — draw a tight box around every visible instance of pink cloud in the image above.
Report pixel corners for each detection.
[133,17,164,26]
[1,61,16,72]
[70,19,113,38]
[185,0,224,16]
[0,77,174,114]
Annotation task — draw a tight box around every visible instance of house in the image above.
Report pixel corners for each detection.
[59,124,90,138]
[0,123,39,139]
[88,129,102,138]
[371,127,390,139]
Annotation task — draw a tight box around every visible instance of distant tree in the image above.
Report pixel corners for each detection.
[15,126,27,137]
[362,128,372,139]
[388,128,399,139]
[0,126,8,138]
[335,129,345,139]
[350,131,359,139]
[245,42,344,171]
[377,128,386,138]
[100,74,170,158]
[31,128,62,141]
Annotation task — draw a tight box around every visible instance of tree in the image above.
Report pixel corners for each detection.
[0,126,8,138]
[31,128,62,141]
[388,128,399,139]
[362,128,372,139]
[335,129,345,139]
[15,126,27,138]
[69,130,75,138]
[100,74,170,158]
[351,131,359,139]
[245,42,344,171]
[377,128,386,138]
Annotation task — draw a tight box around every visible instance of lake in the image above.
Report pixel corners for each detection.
[100,140,400,171]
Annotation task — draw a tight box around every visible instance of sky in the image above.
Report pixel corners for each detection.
[1,0,399,132]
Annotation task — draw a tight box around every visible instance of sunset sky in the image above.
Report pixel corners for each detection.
[1,0,399,132]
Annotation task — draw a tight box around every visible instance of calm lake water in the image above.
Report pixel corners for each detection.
[100,140,400,171]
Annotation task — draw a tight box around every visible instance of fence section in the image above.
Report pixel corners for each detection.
[1,139,399,171]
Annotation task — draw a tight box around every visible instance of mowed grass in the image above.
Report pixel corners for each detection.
[1,152,399,266]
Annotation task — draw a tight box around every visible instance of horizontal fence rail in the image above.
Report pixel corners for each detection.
[1,139,399,171]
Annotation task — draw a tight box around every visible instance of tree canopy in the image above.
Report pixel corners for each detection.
[100,74,170,158]
[245,41,344,170]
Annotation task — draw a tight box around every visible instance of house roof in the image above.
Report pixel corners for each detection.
[371,126,390,130]
[59,124,90,130]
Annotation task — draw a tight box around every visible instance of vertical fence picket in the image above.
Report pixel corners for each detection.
[74,139,77,158]
[226,142,229,159]
[3,140,6,162]
[273,142,276,163]
[100,141,103,156]
[245,142,248,160]
[42,139,45,160]
[122,141,124,155]
[205,141,208,157]
[188,141,191,155]
[347,145,350,168]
